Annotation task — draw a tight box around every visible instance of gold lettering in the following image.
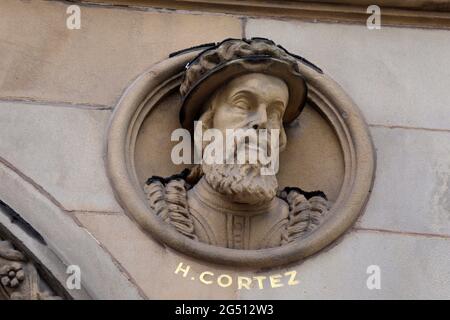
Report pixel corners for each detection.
[217,274,233,288]
[199,271,214,285]
[285,270,299,286]
[174,262,190,277]
[269,274,284,288]
[253,276,267,289]
[237,276,252,290]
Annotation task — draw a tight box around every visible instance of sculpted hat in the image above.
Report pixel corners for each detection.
[178,38,316,133]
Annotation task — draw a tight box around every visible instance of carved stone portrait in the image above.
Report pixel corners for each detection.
[106,38,375,267]
[144,39,329,249]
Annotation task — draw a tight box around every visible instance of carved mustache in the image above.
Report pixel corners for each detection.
[230,132,273,163]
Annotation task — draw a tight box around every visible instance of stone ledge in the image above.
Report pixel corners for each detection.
[78,0,450,29]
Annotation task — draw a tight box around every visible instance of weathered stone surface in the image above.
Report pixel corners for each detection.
[246,19,450,130]
[0,101,120,212]
[0,0,241,106]
[75,213,237,299]
[357,126,450,236]
[239,230,450,299]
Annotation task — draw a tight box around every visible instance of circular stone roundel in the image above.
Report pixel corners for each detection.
[106,39,375,268]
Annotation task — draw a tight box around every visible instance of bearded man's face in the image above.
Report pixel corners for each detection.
[199,73,289,205]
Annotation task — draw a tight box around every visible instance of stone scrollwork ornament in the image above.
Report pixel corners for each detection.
[0,240,61,300]
[106,37,375,268]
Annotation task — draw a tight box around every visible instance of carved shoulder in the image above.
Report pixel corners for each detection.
[144,174,197,241]
[278,188,330,244]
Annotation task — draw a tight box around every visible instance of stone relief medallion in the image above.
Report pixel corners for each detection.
[106,38,375,268]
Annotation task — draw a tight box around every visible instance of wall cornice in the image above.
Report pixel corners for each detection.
[76,0,450,29]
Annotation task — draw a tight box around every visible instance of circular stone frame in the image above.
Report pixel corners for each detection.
[106,51,376,268]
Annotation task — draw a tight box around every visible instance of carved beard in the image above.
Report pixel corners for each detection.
[202,162,278,205]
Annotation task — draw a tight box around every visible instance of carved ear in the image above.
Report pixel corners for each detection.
[197,106,215,153]
[198,109,213,131]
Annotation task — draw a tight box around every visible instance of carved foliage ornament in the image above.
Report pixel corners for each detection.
[0,240,61,300]
[106,38,375,268]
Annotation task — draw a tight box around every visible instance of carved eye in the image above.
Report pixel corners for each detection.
[233,97,251,110]
[269,102,285,120]
[230,91,256,111]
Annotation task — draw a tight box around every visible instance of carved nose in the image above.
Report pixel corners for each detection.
[252,105,268,129]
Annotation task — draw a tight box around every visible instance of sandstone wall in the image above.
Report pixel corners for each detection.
[0,0,449,299]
